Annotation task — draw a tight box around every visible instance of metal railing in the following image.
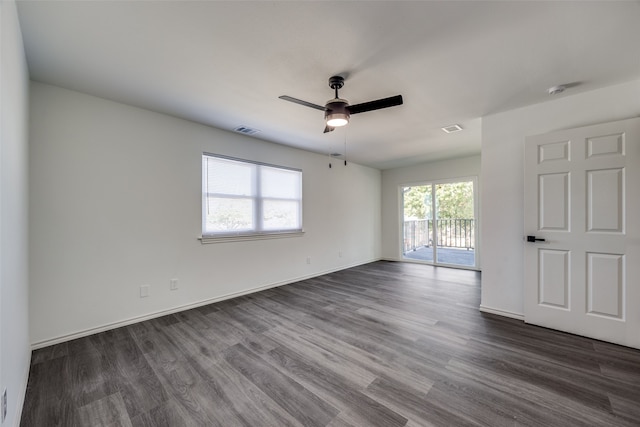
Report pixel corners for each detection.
[403,219,475,252]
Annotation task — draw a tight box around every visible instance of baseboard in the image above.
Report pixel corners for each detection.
[479,305,525,321]
[380,256,481,271]
[31,258,380,350]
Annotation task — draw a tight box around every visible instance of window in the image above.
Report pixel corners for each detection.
[202,153,303,240]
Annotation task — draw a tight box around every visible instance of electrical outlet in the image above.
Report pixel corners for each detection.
[2,388,7,423]
[140,285,150,298]
[339,251,343,258]
[170,279,178,291]
[306,257,311,264]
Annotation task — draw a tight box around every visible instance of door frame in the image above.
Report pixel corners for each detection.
[398,175,480,270]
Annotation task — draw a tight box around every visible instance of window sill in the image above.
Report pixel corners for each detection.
[199,230,305,244]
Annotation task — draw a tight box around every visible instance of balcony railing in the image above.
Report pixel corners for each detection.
[403,219,475,252]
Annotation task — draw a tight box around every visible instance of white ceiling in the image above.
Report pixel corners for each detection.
[16,1,640,170]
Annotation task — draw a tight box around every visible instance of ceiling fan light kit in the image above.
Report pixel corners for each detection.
[325,99,350,127]
[326,114,349,127]
[279,75,403,133]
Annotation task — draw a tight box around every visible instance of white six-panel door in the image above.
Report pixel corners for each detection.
[524,117,640,349]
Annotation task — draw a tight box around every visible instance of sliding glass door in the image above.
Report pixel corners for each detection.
[402,178,476,268]
[402,185,434,262]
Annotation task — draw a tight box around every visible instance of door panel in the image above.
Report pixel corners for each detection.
[539,173,569,230]
[538,139,570,163]
[538,249,569,309]
[586,252,624,319]
[587,168,623,232]
[524,117,640,349]
[587,133,624,157]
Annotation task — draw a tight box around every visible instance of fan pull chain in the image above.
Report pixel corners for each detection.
[344,128,348,166]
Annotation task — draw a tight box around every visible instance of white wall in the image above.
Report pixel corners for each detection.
[1,0,31,425]
[29,82,381,346]
[381,155,481,261]
[481,79,640,318]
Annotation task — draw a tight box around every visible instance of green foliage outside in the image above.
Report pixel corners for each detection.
[403,182,474,220]
[403,186,432,219]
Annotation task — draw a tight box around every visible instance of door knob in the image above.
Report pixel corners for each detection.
[527,235,546,242]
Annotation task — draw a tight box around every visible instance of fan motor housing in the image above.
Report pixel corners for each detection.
[325,99,349,116]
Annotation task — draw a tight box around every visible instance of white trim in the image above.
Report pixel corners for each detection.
[202,152,302,172]
[30,258,379,350]
[199,230,304,244]
[14,353,31,427]
[401,257,481,271]
[479,305,525,321]
[380,256,481,272]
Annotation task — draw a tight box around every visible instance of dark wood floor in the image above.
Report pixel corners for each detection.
[21,261,640,426]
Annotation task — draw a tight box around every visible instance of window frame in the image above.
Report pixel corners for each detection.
[201,153,304,243]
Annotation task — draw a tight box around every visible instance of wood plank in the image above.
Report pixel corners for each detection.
[264,345,408,427]
[77,392,132,427]
[20,261,640,426]
[223,343,339,427]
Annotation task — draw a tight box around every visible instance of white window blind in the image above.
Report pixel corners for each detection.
[202,154,303,239]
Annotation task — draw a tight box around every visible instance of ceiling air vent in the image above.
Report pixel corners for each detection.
[233,126,261,135]
[441,124,463,134]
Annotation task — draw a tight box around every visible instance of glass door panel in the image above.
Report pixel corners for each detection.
[402,185,433,262]
[435,181,475,267]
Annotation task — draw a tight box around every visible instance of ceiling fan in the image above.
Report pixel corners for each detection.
[279,75,403,133]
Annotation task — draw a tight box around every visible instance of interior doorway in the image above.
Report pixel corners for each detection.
[402,178,477,268]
